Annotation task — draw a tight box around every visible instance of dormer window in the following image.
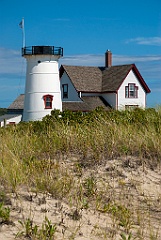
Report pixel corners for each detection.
[62,84,68,98]
[125,83,138,98]
[43,94,53,109]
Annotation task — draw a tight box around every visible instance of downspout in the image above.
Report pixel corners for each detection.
[79,91,82,98]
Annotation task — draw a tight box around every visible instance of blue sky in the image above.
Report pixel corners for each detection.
[0,0,161,108]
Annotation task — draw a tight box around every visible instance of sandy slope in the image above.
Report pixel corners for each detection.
[0,156,160,240]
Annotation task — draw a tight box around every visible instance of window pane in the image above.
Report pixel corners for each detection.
[63,84,68,98]
[129,84,134,90]
[129,84,135,97]
[46,101,51,107]
[125,86,128,97]
[129,90,134,97]
[63,85,67,92]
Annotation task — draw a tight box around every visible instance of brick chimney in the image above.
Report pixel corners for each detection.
[105,50,112,68]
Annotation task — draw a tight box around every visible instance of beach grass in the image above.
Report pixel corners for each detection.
[0,107,160,239]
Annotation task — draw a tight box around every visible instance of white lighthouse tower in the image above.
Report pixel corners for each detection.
[22,45,63,122]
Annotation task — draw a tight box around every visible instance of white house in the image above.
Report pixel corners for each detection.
[2,49,151,126]
[0,114,22,127]
[60,50,151,111]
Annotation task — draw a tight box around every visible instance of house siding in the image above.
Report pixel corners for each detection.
[61,72,82,102]
[82,93,116,109]
[0,115,22,127]
[118,70,146,110]
[102,93,116,109]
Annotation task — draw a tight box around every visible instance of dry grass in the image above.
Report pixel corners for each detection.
[0,107,160,239]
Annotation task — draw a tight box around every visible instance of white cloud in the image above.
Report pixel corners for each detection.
[113,54,161,64]
[113,55,161,81]
[1,48,161,82]
[0,47,25,75]
[126,37,161,46]
[60,54,161,75]
[60,54,104,66]
[151,86,161,92]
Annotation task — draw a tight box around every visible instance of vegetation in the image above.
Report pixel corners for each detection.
[16,217,57,239]
[0,108,7,116]
[0,107,160,239]
[0,202,11,224]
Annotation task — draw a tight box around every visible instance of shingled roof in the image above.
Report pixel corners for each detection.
[102,64,133,92]
[60,64,151,93]
[8,94,24,110]
[7,94,111,113]
[63,96,111,112]
[60,65,102,92]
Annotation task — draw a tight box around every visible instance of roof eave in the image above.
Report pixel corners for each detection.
[116,66,132,91]
[81,90,117,94]
[132,64,151,93]
[59,65,79,93]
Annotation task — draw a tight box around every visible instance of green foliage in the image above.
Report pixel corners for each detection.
[0,191,11,205]
[17,218,38,238]
[97,201,133,233]
[120,232,133,240]
[83,175,97,197]
[17,217,57,239]
[0,202,10,224]
[0,108,7,116]
[107,203,133,233]
[38,217,57,240]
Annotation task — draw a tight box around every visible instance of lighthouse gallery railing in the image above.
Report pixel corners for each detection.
[22,46,63,56]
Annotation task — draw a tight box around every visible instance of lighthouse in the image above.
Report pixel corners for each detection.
[22,45,63,122]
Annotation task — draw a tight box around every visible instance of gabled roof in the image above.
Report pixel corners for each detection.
[60,65,102,92]
[60,64,151,93]
[102,64,151,92]
[102,64,134,92]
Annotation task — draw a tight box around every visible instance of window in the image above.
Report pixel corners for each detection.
[125,105,139,110]
[62,84,68,98]
[43,94,53,109]
[125,83,138,98]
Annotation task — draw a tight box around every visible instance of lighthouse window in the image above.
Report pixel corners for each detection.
[43,94,53,109]
[62,84,68,98]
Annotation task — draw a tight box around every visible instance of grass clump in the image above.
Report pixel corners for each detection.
[17,217,57,239]
[0,202,11,224]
